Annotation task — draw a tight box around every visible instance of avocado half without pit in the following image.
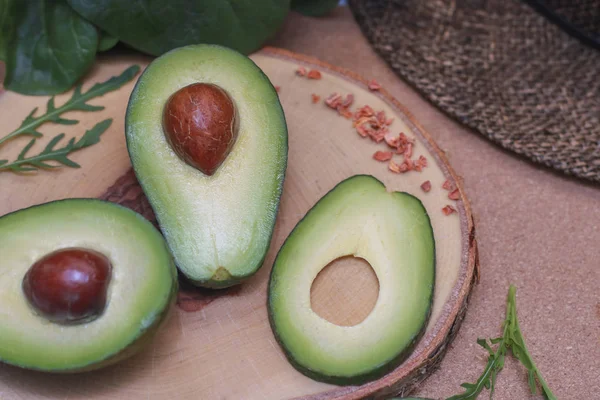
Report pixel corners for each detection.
[126,44,288,288]
[268,175,436,385]
[0,199,177,372]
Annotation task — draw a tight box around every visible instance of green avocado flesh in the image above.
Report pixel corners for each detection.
[268,175,435,384]
[0,199,177,372]
[126,44,288,288]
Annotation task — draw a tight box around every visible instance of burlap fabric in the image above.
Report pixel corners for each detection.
[348,0,600,183]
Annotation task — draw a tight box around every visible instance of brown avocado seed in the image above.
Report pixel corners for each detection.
[162,83,239,175]
[22,248,112,325]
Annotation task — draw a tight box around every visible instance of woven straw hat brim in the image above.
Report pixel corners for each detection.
[348,0,600,183]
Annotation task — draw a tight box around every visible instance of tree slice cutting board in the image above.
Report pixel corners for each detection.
[0,48,478,400]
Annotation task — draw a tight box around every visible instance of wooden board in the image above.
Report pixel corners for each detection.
[0,48,478,400]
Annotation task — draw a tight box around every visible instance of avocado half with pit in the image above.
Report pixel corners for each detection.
[268,175,435,385]
[0,199,177,372]
[126,44,288,288]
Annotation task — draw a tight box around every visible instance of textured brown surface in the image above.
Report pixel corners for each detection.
[270,7,600,399]
[348,0,600,183]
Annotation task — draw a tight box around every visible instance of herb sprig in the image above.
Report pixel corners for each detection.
[0,65,139,174]
[0,65,139,146]
[448,285,556,400]
[0,119,111,172]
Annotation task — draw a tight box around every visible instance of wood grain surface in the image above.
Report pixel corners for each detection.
[0,48,476,399]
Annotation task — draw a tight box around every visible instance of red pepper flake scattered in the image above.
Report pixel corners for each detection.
[311,94,320,104]
[368,79,381,91]
[421,180,432,192]
[448,188,460,200]
[321,91,429,177]
[296,66,307,77]
[307,69,322,80]
[442,205,457,216]
[275,86,280,93]
[389,160,402,173]
[442,179,455,191]
[373,151,393,162]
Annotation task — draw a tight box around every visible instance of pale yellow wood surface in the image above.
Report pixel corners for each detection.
[0,50,468,399]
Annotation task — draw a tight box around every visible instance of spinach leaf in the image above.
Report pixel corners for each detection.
[98,30,119,52]
[0,0,16,61]
[291,0,339,17]
[4,0,98,95]
[66,0,290,56]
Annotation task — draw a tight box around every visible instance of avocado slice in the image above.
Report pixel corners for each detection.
[126,44,288,288]
[268,175,435,385]
[0,199,177,372]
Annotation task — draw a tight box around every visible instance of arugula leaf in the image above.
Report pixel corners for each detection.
[291,0,339,17]
[504,286,557,400]
[0,0,16,61]
[66,0,290,56]
[0,65,140,146]
[0,119,111,173]
[446,286,556,400]
[98,30,119,52]
[4,0,98,95]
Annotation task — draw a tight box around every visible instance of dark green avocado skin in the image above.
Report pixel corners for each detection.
[267,175,436,386]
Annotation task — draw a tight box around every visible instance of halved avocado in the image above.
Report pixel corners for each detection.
[126,44,288,288]
[268,175,435,385]
[0,199,177,372]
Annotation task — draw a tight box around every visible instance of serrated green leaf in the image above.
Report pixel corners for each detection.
[0,119,111,173]
[0,65,138,147]
[17,139,36,160]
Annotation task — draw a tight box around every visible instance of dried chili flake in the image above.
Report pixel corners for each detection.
[370,129,387,143]
[341,94,354,108]
[404,142,413,159]
[418,155,427,167]
[389,160,402,173]
[398,132,415,144]
[307,69,322,80]
[354,105,375,119]
[311,94,320,104]
[325,93,342,109]
[368,79,381,91]
[376,111,387,125]
[384,131,399,148]
[356,125,369,137]
[442,205,457,216]
[398,161,410,173]
[448,188,460,200]
[275,86,281,93]
[421,180,432,192]
[339,109,354,119]
[442,179,454,191]
[374,151,393,162]
[296,66,307,77]
[405,157,414,171]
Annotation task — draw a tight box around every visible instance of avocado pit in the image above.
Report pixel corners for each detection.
[162,83,239,175]
[22,248,112,325]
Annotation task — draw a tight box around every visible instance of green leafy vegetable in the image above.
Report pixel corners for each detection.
[0,0,16,61]
[97,30,119,52]
[0,65,140,147]
[291,0,339,17]
[448,285,556,400]
[0,119,111,173]
[66,0,290,56]
[4,0,99,95]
